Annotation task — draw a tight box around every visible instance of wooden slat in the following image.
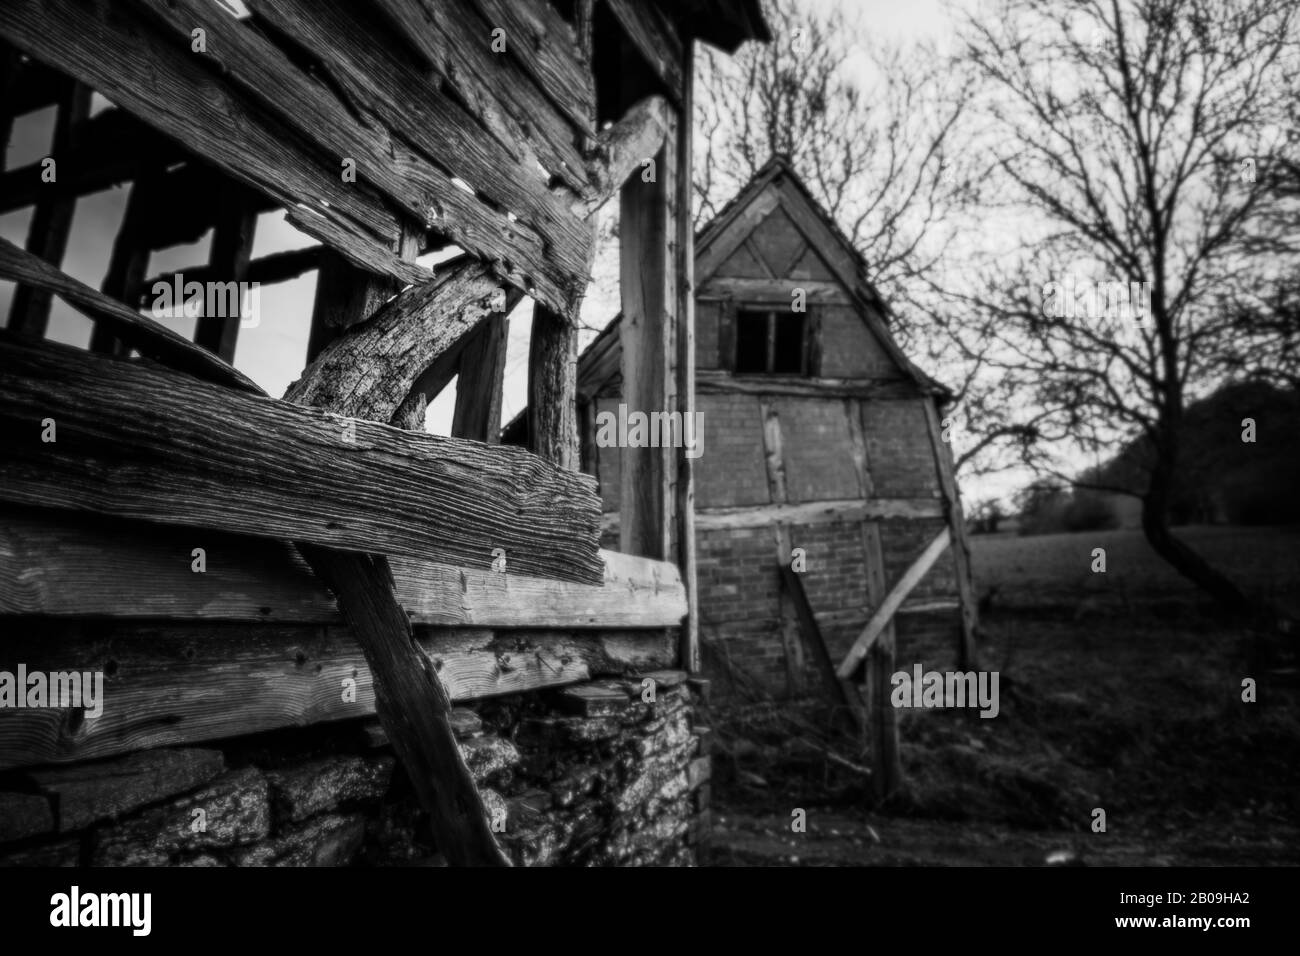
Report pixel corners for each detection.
[584,95,672,217]
[0,0,427,290]
[606,0,684,101]
[468,0,594,133]
[0,510,686,628]
[780,565,865,732]
[0,334,604,584]
[697,276,853,303]
[0,237,256,389]
[923,398,980,669]
[837,526,952,679]
[452,314,508,443]
[368,0,589,194]
[692,497,944,531]
[6,81,91,338]
[772,524,804,693]
[0,622,675,771]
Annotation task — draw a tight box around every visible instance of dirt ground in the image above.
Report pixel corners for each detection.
[702,527,1300,866]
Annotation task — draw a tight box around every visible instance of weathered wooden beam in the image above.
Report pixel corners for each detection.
[688,498,945,531]
[0,0,426,290]
[837,526,952,680]
[288,258,517,426]
[923,398,980,669]
[606,0,684,101]
[618,94,677,560]
[674,37,700,675]
[0,334,604,584]
[6,80,90,338]
[192,185,257,364]
[0,237,255,388]
[697,277,853,303]
[452,314,508,443]
[781,565,865,732]
[528,306,580,471]
[0,510,687,628]
[139,247,323,308]
[367,0,590,194]
[0,621,676,771]
[696,369,927,400]
[138,0,586,316]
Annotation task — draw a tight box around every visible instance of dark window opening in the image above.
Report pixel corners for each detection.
[734,307,808,375]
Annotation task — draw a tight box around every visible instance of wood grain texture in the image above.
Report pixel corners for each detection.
[837,526,951,679]
[286,258,517,426]
[528,306,580,471]
[0,0,427,290]
[0,621,675,771]
[0,335,604,584]
[583,95,672,217]
[452,314,508,443]
[0,511,686,628]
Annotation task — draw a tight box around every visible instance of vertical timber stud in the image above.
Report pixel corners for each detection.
[528,305,580,469]
[193,183,257,364]
[453,313,508,443]
[861,521,901,799]
[8,80,90,337]
[674,34,699,673]
[90,176,159,355]
[618,49,677,563]
[923,398,979,669]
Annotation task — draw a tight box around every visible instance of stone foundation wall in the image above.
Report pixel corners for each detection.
[0,672,711,867]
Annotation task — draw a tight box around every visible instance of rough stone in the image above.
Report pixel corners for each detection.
[234,813,365,867]
[0,835,80,867]
[29,748,225,831]
[459,736,519,786]
[0,791,54,842]
[267,755,394,824]
[91,767,270,866]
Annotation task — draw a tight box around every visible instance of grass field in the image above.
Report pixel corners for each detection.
[708,526,1300,866]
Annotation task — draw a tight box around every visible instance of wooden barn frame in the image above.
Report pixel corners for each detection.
[0,0,767,865]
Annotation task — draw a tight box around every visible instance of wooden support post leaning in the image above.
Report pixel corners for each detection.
[193,185,257,364]
[861,521,901,800]
[838,525,952,680]
[7,80,90,338]
[780,565,865,733]
[923,399,979,669]
[675,36,699,673]
[528,305,580,470]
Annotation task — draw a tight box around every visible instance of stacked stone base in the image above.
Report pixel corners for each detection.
[0,673,712,867]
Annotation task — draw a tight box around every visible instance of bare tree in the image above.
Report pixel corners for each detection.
[943,0,1300,624]
[694,0,974,292]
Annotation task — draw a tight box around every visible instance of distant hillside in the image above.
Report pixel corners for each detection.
[1088,381,1300,525]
